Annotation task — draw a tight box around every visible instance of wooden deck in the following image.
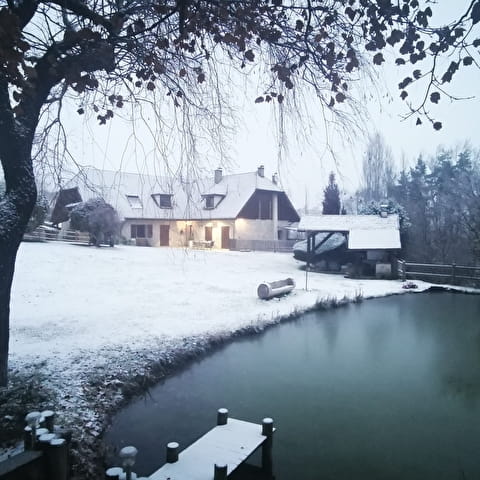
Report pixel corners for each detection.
[149,418,274,480]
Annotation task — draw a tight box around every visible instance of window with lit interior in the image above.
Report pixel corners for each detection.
[131,224,153,238]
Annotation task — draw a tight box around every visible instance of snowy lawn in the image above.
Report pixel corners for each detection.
[10,242,428,368]
[4,241,470,476]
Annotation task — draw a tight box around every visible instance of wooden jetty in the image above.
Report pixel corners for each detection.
[149,409,275,480]
[106,409,275,480]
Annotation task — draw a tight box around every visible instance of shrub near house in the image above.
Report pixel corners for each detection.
[70,198,119,246]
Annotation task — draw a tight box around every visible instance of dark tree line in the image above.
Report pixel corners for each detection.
[390,148,480,264]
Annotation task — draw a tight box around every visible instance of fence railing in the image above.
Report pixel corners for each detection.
[23,228,90,244]
[397,259,480,287]
[230,239,297,252]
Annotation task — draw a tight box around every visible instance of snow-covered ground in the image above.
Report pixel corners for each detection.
[4,242,474,474]
[10,242,427,368]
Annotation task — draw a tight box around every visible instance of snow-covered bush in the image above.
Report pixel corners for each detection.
[359,199,410,233]
[70,198,119,246]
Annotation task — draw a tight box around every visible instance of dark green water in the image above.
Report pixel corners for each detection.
[105,292,480,479]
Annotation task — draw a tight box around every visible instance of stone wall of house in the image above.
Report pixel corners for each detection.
[234,219,292,241]
[121,218,293,248]
[121,219,236,248]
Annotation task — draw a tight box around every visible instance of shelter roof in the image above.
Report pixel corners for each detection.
[298,214,401,250]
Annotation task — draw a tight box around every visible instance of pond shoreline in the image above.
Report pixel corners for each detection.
[1,282,478,479]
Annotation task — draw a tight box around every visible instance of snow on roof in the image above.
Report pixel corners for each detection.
[298,214,401,250]
[298,214,399,231]
[66,168,286,221]
[348,229,401,250]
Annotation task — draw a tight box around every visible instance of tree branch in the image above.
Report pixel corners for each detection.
[45,0,115,32]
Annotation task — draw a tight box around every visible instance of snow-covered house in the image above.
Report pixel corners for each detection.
[59,166,300,249]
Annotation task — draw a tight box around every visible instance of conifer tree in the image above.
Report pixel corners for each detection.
[322,172,341,215]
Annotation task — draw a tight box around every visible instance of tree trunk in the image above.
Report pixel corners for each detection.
[0,147,36,386]
[0,238,21,386]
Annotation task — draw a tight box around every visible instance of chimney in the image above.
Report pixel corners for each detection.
[214,167,223,184]
[257,165,265,178]
[272,173,278,185]
[379,203,388,218]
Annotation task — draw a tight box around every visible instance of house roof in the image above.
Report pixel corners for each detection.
[298,214,401,250]
[66,167,291,221]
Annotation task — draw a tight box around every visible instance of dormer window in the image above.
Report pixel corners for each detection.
[205,195,214,209]
[152,194,173,209]
[126,195,142,209]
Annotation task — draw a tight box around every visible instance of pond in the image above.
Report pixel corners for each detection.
[105,292,480,479]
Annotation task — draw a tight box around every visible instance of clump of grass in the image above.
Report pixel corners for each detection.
[353,289,364,303]
[314,295,338,310]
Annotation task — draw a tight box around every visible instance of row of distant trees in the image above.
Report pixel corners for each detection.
[387,149,480,264]
[357,136,479,264]
[319,137,479,264]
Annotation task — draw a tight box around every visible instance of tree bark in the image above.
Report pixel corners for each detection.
[0,141,36,386]
[0,236,21,386]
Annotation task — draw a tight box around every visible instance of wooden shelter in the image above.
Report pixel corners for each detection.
[298,214,401,277]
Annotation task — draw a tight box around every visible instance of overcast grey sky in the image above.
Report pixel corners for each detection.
[57,1,479,210]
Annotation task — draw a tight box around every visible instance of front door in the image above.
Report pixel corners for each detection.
[160,225,170,246]
[221,226,230,249]
[205,226,212,242]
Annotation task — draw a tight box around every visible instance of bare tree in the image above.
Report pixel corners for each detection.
[359,132,396,202]
[1,0,479,385]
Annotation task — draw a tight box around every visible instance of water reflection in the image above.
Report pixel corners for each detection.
[105,293,480,479]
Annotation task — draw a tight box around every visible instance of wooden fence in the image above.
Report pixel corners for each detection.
[229,239,297,252]
[23,228,90,244]
[397,259,480,287]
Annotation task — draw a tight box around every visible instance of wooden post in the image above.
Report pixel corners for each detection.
[42,410,55,431]
[261,418,274,477]
[305,233,313,291]
[401,260,406,281]
[119,446,138,480]
[214,463,228,480]
[54,426,73,444]
[24,426,33,451]
[166,442,179,463]
[25,411,41,449]
[38,433,56,449]
[217,408,228,425]
[452,262,456,284]
[34,428,49,449]
[45,438,68,480]
[105,467,123,479]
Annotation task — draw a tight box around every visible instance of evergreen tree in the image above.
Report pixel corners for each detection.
[388,147,480,264]
[322,172,341,215]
